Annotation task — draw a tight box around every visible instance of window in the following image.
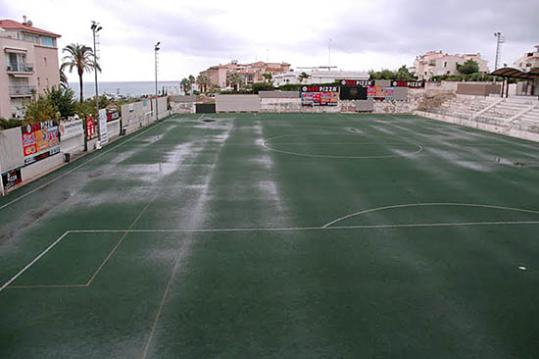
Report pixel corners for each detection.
[44,57,47,66]
[41,37,54,47]
[443,61,447,68]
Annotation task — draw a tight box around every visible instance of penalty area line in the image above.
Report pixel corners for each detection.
[0,231,71,294]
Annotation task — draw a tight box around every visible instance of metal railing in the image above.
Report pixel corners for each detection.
[6,63,34,73]
[9,85,36,96]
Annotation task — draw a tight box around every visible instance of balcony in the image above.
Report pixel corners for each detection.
[6,63,34,75]
[9,85,36,97]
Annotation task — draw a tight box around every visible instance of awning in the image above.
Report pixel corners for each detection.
[491,67,539,79]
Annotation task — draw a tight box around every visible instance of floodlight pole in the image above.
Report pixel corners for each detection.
[91,21,102,141]
[494,32,503,71]
[154,42,160,121]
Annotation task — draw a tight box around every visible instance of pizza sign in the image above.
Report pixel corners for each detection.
[302,85,338,93]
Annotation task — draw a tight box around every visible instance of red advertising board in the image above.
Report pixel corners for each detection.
[21,121,60,165]
[86,115,96,140]
[300,85,339,106]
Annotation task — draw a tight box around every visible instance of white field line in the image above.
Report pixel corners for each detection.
[3,219,539,294]
[70,220,539,235]
[323,203,539,228]
[8,284,87,289]
[261,134,424,159]
[85,181,164,286]
[0,117,175,212]
[0,231,71,293]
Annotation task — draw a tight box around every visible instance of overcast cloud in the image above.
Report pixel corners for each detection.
[1,0,537,82]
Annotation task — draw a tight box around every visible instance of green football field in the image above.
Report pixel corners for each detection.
[1,113,539,358]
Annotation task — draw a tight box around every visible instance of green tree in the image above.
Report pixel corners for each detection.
[24,96,59,124]
[61,44,101,103]
[262,72,273,83]
[395,65,416,81]
[196,74,211,93]
[44,86,76,119]
[180,78,192,94]
[457,59,479,75]
[252,82,274,94]
[226,72,243,91]
[298,72,310,83]
[59,67,69,89]
[369,69,396,80]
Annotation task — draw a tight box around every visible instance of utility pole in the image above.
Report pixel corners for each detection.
[494,32,504,71]
[154,42,160,121]
[91,21,103,141]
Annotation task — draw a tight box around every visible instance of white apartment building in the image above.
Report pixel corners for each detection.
[411,51,489,80]
[0,17,61,119]
[273,69,369,87]
[514,45,539,71]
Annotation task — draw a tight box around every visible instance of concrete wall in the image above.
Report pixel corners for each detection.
[457,83,502,96]
[20,153,64,182]
[258,91,299,99]
[1,97,175,194]
[121,99,153,134]
[0,127,24,172]
[260,98,301,113]
[216,95,261,112]
[107,119,121,141]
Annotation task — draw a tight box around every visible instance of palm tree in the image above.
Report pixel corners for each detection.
[262,72,273,84]
[59,66,69,89]
[180,78,191,95]
[196,74,211,93]
[227,71,243,91]
[61,43,100,103]
[298,72,310,84]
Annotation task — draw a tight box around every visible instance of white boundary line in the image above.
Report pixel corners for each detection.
[262,134,424,159]
[0,231,71,293]
[3,202,539,294]
[0,115,194,212]
[323,203,539,228]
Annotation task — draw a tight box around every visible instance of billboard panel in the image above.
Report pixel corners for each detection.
[1,168,22,190]
[300,85,339,106]
[21,121,60,165]
[340,81,368,100]
[98,109,109,145]
[367,86,395,100]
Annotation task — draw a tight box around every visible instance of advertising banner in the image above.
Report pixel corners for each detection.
[98,109,108,145]
[300,85,339,106]
[340,81,368,100]
[21,121,60,165]
[86,115,96,140]
[367,86,395,100]
[1,168,22,190]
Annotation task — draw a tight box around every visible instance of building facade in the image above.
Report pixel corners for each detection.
[514,45,539,71]
[199,61,291,89]
[411,51,489,80]
[272,69,369,87]
[0,18,61,119]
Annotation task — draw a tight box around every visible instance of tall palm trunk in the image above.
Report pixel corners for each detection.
[78,70,84,103]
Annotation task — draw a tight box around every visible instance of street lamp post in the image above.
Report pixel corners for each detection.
[91,21,103,142]
[154,42,160,121]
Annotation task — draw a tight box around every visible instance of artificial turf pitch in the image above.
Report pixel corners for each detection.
[1,113,539,358]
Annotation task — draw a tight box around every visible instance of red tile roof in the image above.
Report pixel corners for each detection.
[0,19,61,38]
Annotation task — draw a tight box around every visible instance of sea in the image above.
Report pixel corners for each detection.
[69,81,181,99]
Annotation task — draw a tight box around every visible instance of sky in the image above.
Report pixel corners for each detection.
[1,0,538,82]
